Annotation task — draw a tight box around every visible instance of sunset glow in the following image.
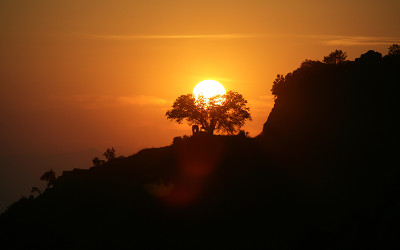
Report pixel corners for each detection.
[1,0,400,248]
[1,0,399,216]
[193,80,226,99]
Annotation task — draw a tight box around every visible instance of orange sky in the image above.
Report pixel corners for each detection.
[1,0,399,156]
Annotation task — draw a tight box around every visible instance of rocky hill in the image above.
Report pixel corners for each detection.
[1,50,399,249]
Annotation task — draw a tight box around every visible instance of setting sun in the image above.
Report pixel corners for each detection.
[193,80,226,99]
[1,0,399,248]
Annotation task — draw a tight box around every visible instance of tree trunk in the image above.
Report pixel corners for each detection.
[207,125,215,135]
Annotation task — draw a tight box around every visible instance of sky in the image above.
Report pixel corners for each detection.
[0,0,399,210]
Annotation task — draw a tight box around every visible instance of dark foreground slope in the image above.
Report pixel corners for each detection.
[1,136,277,249]
[1,51,399,249]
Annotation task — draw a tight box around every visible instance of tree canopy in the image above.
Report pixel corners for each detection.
[92,157,105,167]
[40,170,56,188]
[388,44,400,56]
[166,91,251,135]
[103,147,116,161]
[271,74,286,98]
[323,49,347,64]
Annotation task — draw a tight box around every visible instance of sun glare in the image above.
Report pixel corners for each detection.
[193,80,226,99]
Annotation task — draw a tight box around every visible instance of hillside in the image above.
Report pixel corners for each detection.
[1,50,399,249]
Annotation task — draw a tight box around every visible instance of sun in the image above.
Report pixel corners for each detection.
[193,80,226,99]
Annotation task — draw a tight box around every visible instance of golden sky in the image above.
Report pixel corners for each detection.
[1,0,399,156]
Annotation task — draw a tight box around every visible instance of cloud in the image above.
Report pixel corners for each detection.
[78,33,266,40]
[310,35,399,46]
[60,94,169,110]
[77,32,399,46]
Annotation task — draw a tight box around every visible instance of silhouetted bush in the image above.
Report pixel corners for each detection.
[356,50,382,62]
[271,74,285,98]
[91,156,104,167]
[300,59,321,68]
[40,170,56,188]
[30,186,41,196]
[103,147,116,161]
[323,49,347,64]
[388,43,400,56]
[172,136,182,144]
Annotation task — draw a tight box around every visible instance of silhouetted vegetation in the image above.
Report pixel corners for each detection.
[323,49,347,64]
[271,73,286,98]
[388,43,400,56]
[1,47,399,249]
[39,169,56,189]
[103,147,116,161]
[172,134,190,144]
[91,156,104,167]
[30,186,41,196]
[166,91,252,135]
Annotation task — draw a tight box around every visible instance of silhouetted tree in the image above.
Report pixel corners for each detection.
[173,136,182,144]
[166,91,251,135]
[356,50,382,62]
[31,186,42,195]
[172,135,189,144]
[323,49,347,64]
[103,148,116,161]
[300,59,320,68]
[40,170,56,188]
[271,74,286,98]
[92,157,105,167]
[388,44,400,56]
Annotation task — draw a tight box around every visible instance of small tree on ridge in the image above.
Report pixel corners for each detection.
[166,91,251,135]
[40,169,56,189]
[323,50,347,64]
[103,148,116,161]
[388,44,400,56]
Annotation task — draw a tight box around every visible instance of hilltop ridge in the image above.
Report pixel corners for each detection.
[1,50,399,249]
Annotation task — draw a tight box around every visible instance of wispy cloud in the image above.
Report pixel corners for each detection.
[310,35,399,46]
[78,33,266,40]
[77,32,399,46]
[60,94,169,110]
